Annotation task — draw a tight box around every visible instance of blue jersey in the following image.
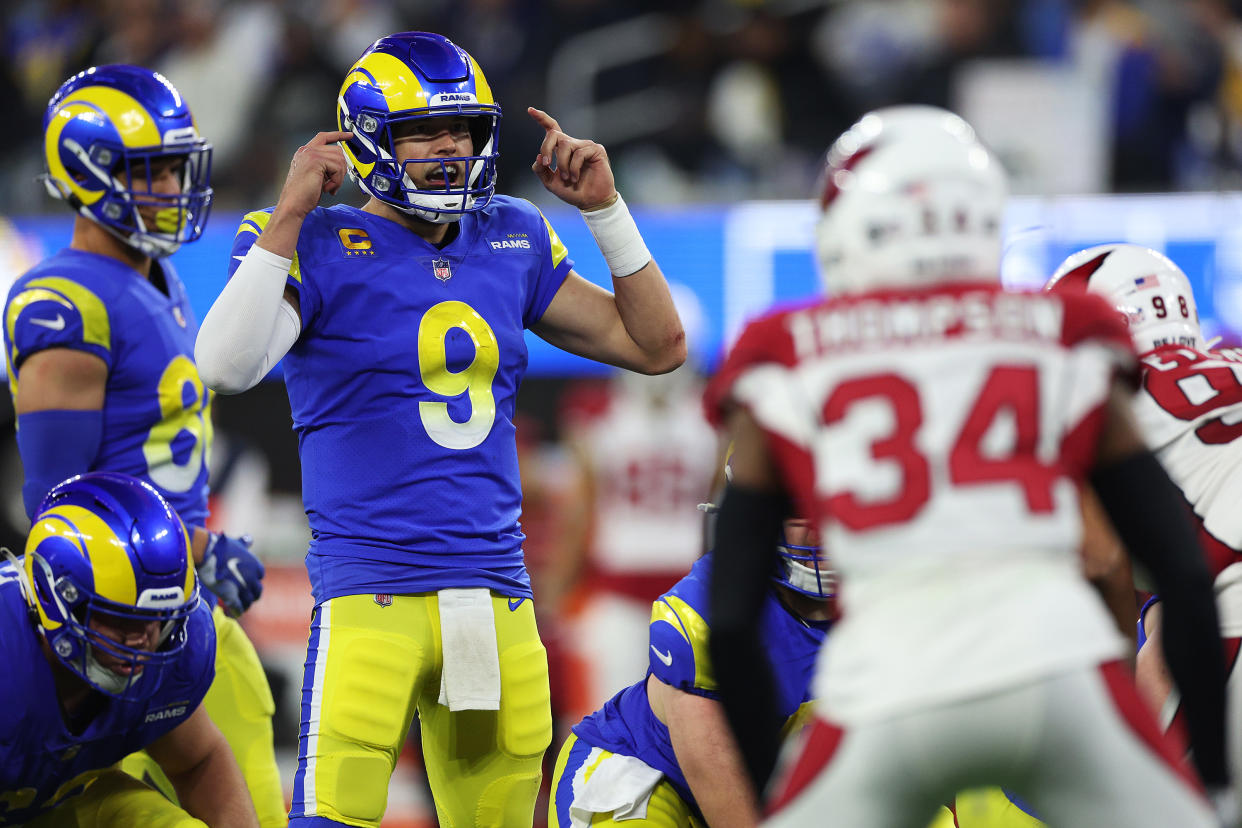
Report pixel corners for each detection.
[0,558,215,825]
[571,555,829,819]
[3,249,213,527]
[228,197,572,602]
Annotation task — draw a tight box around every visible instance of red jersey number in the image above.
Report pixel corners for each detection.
[1143,349,1242,444]
[823,365,1059,531]
[823,374,930,532]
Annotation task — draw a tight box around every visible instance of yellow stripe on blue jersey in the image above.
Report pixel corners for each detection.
[3,251,213,526]
[651,595,716,692]
[5,276,112,371]
[226,197,573,603]
[236,211,302,282]
[537,208,570,269]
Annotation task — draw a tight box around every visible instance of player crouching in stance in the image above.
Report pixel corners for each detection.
[707,106,1231,826]
[0,472,257,827]
[548,512,831,828]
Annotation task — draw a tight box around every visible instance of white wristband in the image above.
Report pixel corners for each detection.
[579,193,652,278]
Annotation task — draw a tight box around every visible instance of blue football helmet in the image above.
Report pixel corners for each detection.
[775,527,834,600]
[20,472,199,702]
[41,65,214,258]
[337,32,501,223]
[698,501,834,601]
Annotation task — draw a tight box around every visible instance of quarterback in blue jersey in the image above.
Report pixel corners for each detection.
[0,472,256,827]
[195,30,685,828]
[3,65,284,825]
[549,519,831,827]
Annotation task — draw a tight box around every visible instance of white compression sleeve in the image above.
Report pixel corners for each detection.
[195,244,302,394]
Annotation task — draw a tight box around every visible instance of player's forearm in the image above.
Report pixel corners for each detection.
[611,259,687,374]
[169,741,259,828]
[669,703,763,828]
[578,192,685,373]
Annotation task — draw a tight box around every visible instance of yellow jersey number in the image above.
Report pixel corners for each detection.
[142,356,214,492]
[417,301,499,450]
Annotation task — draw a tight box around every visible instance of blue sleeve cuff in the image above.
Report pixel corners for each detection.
[1137,593,1162,651]
[16,409,103,520]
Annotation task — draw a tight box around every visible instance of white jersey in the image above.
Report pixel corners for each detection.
[1132,344,1242,630]
[707,283,1135,723]
[564,375,719,577]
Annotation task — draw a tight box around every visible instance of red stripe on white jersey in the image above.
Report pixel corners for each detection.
[766,716,846,816]
[1099,659,1203,795]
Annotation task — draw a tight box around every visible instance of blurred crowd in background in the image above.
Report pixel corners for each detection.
[10,3,1242,821]
[7,0,1242,214]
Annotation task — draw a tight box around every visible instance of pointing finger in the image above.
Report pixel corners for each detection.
[310,130,354,146]
[528,107,562,134]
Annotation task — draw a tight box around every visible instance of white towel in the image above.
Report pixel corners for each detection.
[570,751,665,826]
[437,588,501,711]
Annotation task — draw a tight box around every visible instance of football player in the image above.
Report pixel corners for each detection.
[552,361,720,721]
[706,106,1229,826]
[3,65,284,825]
[548,513,831,828]
[1048,243,1242,813]
[0,472,257,827]
[193,31,684,827]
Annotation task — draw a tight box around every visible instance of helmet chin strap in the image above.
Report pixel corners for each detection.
[79,205,182,259]
[783,560,829,596]
[84,647,132,695]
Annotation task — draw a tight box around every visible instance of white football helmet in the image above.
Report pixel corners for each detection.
[815,105,1007,296]
[1046,244,1203,354]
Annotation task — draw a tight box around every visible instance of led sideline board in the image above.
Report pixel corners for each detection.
[4,193,1242,376]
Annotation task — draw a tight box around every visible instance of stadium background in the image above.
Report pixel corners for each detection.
[5,0,1242,824]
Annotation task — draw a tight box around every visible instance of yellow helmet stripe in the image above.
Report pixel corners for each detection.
[44,86,165,208]
[51,504,137,604]
[44,103,108,207]
[180,522,194,597]
[345,52,428,114]
[63,86,163,148]
[24,515,90,630]
[467,55,495,105]
[338,140,375,182]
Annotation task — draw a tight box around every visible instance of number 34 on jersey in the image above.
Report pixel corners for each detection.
[710,286,1136,547]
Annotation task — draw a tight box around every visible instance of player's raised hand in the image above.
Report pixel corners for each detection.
[275,130,353,219]
[528,108,617,211]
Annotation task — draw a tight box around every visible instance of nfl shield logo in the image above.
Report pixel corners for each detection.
[374,593,393,608]
[432,258,452,282]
